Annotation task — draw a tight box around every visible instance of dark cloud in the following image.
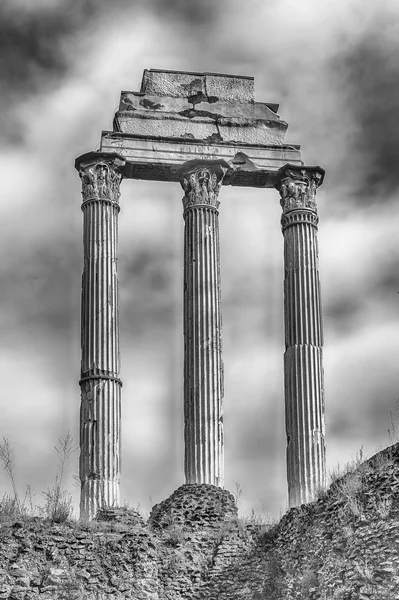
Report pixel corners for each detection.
[152,0,221,26]
[0,239,81,388]
[0,0,221,94]
[0,0,223,146]
[324,249,399,334]
[0,0,100,144]
[0,243,79,331]
[332,15,399,197]
[120,247,178,337]
[329,376,397,442]
[324,296,363,334]
[374,264,399,298]
[122,248,173,291]
[0,1,98,92]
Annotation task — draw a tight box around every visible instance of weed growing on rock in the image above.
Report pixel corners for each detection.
[300,566,318,596]
[329,446,366,486]
[213,518,243,545]
[0,439,37,522]
[259,521,279,546]
[0,493,20,522]
[371,496,392,519]
[262,549,284,597]
[153,512,186,547]
[314,482,328,500]
[163,522,186,547]
[164,550,187,573]
[0,437,20,510]
[388,398,399,445]
[0,432,78,524]
[41,432,77,523]
[233,482,244,510]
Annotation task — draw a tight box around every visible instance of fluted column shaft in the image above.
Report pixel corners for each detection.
[275,165,326,507]
[179,160,228,487]
[75,152,125,519]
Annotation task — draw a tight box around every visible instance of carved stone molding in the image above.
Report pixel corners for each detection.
[274,164,325,215]
[75,152,125,206]
[179,160,229,211]
[281,209,319,233]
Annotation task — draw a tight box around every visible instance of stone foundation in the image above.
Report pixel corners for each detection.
[149,484,237,531]
[2,445,398,599]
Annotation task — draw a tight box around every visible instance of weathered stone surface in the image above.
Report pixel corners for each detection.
[96,506,144,527]
[140,69,255,103]
[180,160,227,487]
[115,71,286,146]
[100,132,302,186]
[100,68,302,186]
[119,92,280,120]
[75,151,125,520]
[274,164,326,508]
[115,112,287,146]
[149,484,237,531]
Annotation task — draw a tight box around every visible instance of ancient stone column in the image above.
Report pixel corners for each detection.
[274,164,326,507]
[179,160,228,488]
[75,151,125,519]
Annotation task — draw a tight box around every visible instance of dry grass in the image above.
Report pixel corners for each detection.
[300,566,318,595]
[41,432,78,523]
[0,438,21,510]
[0,493,21,521]
[0,432,77,524]
[162,522,186,547]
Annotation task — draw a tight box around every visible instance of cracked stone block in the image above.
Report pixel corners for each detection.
[101,69,302,184]
[140,69,255,103]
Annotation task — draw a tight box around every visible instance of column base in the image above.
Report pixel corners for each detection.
[80,479,120,520]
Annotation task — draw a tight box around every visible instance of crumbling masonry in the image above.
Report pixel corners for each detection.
[75,69,326,518]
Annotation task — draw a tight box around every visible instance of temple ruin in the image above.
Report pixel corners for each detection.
[75,68,326,519]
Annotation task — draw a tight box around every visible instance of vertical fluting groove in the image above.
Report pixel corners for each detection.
[218,208,223,484]
[106,211,111,486]
[78,155,123,520]
[209,210,214,482]
[194,207,197,483]
[201,208,206,482]
[193,208,198,483]
[184,210,189,480]
[185,207,192,482]
[208,210,213,481]
[197,208,202,482]
[209,209,215,483]
[183,202,223,487]
[211,209,218,483]
[282,209,325,507]
[209,210,215,483]
[284,220,325,506]
[183,209,194,481]
[204,209,209,481]
[192,208,196,484]
[193,208,197,483]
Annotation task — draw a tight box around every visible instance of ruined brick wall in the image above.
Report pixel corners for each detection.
[269,443,399,599]
[0,445,398,599]
[0,485,250,600]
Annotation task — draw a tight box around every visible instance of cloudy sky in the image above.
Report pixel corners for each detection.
[1,0,398,519]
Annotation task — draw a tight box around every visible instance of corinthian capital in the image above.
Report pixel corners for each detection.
[75,152,125,205]
[274,164,325,215]
[179,160,229,211]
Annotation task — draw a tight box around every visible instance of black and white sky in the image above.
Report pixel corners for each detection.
[1,0,398,518]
